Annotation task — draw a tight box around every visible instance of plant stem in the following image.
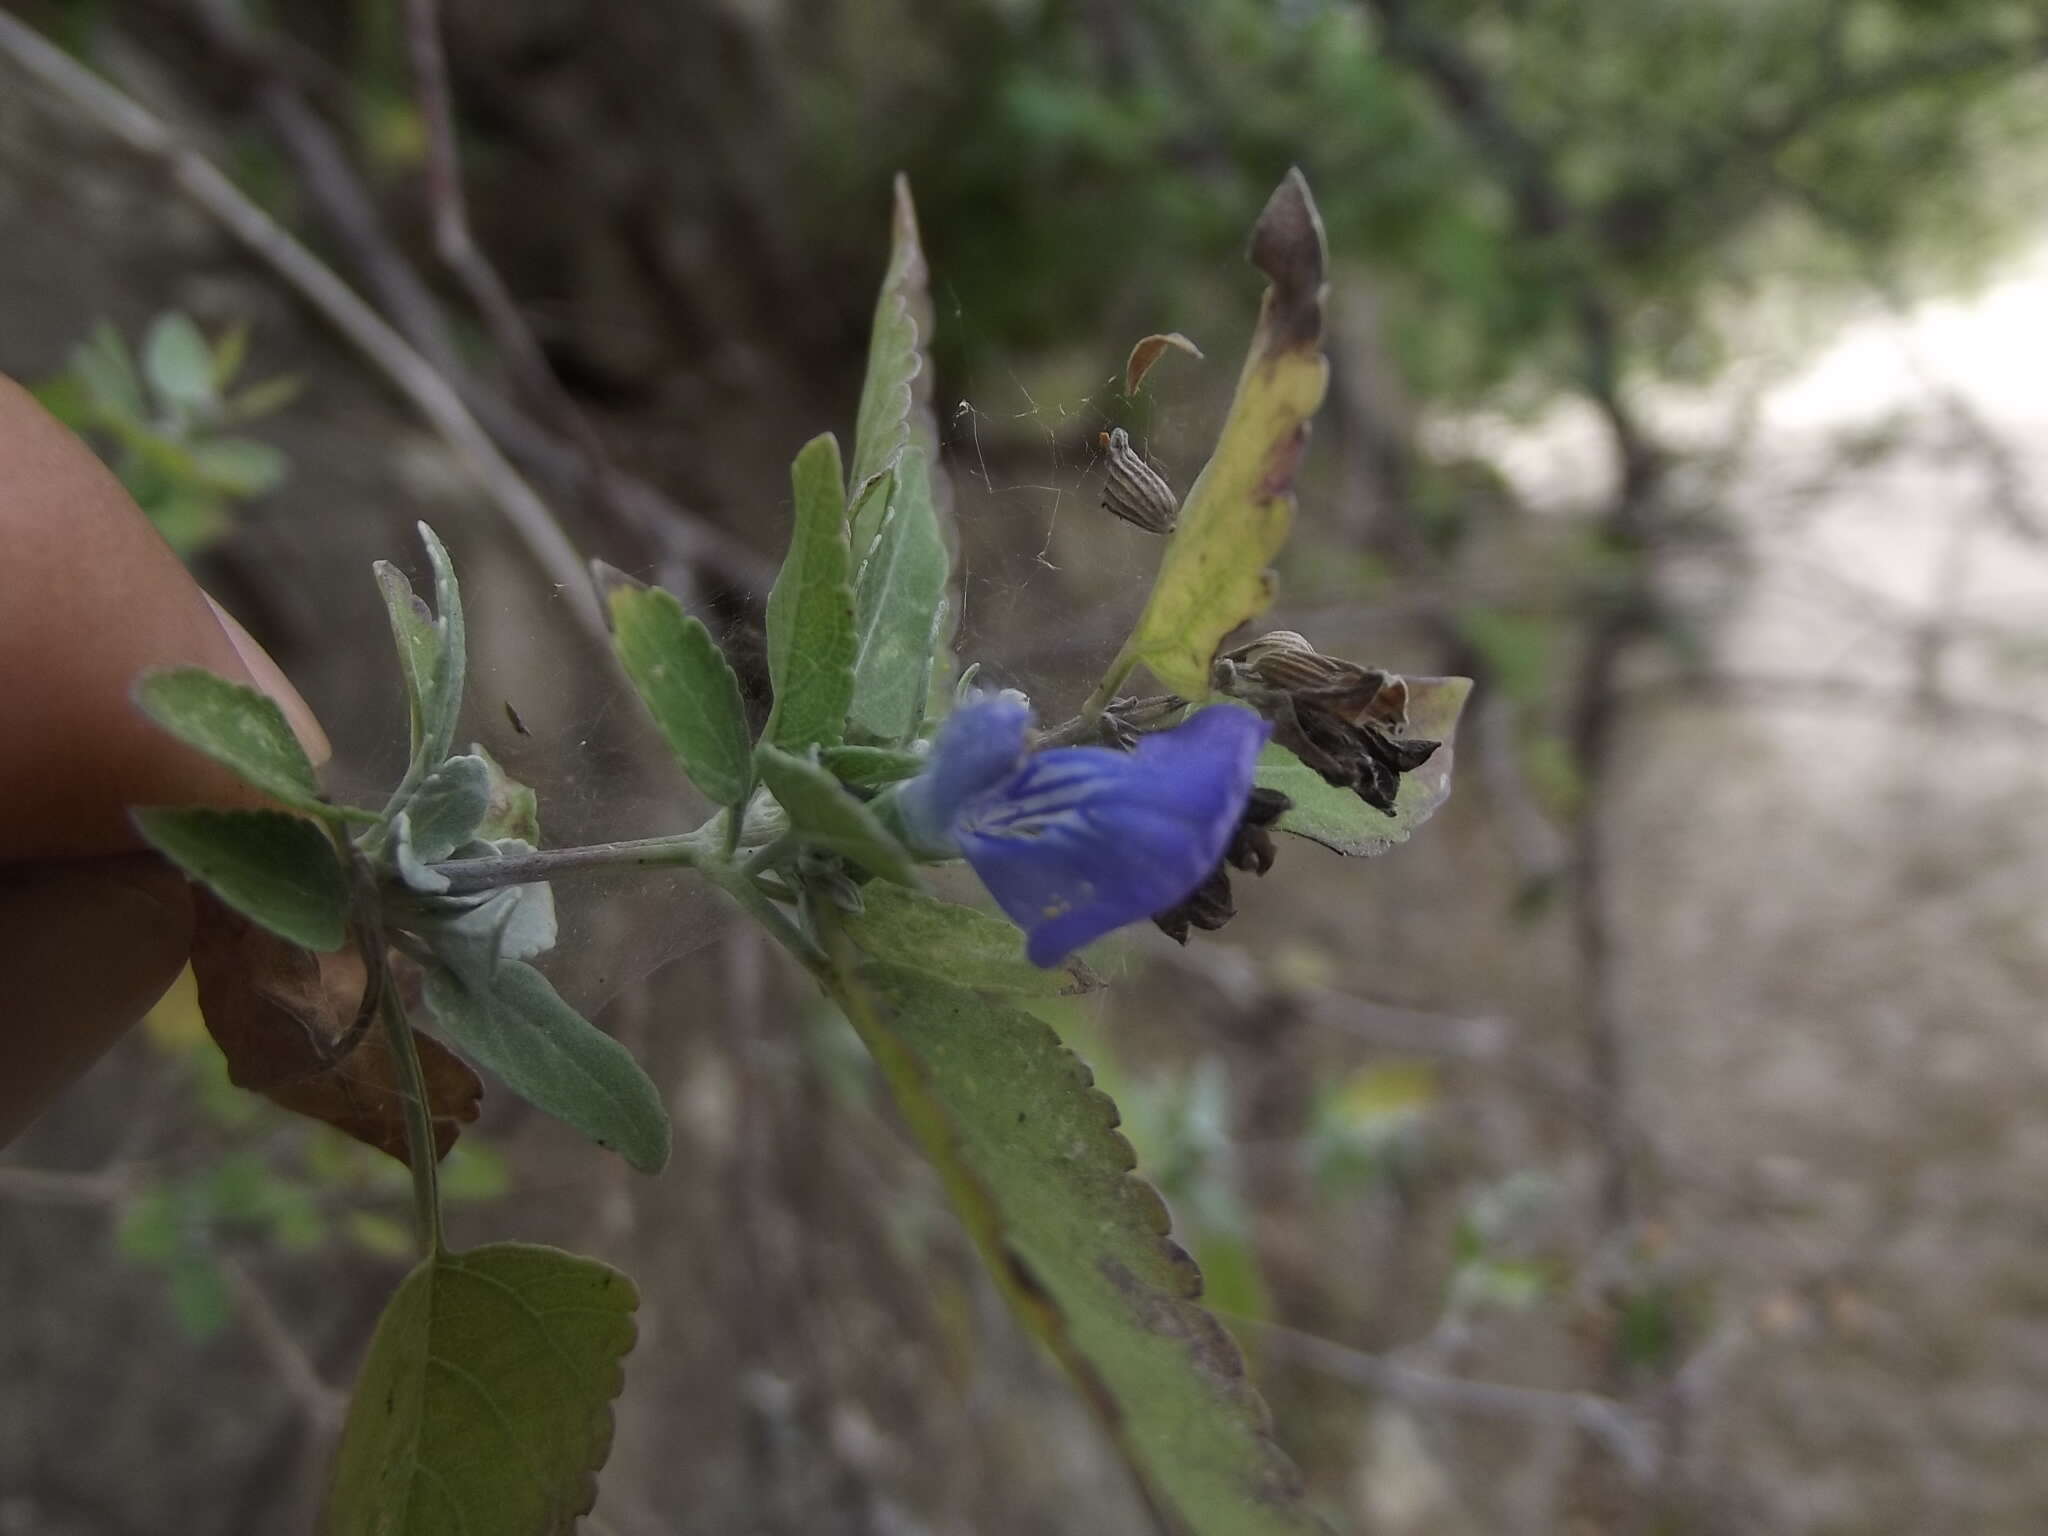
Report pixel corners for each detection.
[1077,641,1141,725]
[715,869,826,970]
[740,833,797,880]
[428,833,712,894]
[375,956,444,1255]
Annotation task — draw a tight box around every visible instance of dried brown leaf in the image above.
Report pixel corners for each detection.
[188,892,480,1166]
[1123,331,1204,396]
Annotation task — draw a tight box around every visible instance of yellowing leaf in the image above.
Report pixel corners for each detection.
[1124,330,1204,396]
[1126,171,1329,699]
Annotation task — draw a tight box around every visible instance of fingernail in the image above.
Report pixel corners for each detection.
[204,594,333,767]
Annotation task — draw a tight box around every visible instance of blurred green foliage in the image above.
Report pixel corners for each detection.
[34,311,297,556]
[118,972,507,1340]
[797,0,2048,407]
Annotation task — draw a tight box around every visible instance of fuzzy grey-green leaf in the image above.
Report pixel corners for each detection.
[135,667,325,815]
[849,174,929,523]
[143,312,215,410]
[606,580,753,807]
[374,562,440,759]
[422,961,670,1173]
[754,745,919,887]
[133,807,348,952]
[849,445,949,744]
[766,433,858,751]
[404,754,493,863]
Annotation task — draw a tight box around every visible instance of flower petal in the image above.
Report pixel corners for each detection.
[954,704,1269,966]
[895,691,1032,851]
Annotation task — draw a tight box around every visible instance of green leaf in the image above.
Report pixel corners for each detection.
[764,432,858,751]
[603,573,753,808]
[1126,171,1330,698]
[421,962,670,1173]
[819,744,927,788]
[848,445,949,744]
[827,953,1328,1536]
[190,436,287,497]
[754,745,919,887]
[849,174,930,535]
[210,320,249,389]
[415,523,468,773]
[404,755,493,864]
[407,841,558,991]
[169,1257,233,1339]
[133,807,348,952]
[843,884,1093,996]
[72,319,144,421]
[226,373,305,423]
[147,491,232,555]
[322,1242,638,1536]
[135,666,326,815]
[143,312,216,412]
[373,561,440,759]
[1255,676,1472,855]
[470,743,541,844]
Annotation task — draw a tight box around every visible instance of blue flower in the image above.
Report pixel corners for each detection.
[899,694,1272,966]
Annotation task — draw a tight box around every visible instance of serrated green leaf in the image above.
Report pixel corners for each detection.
[819,744,926,788]
[1126,171,1329,699]
[827,953,1328,1536]
[849,175,929,537]
[843,884,1092,996]
[754,745,918,887]
[1255,676,1472,855]
[189,436,287,497]
[322,1242,638,1536]
[605,579,752,807]
[421,962,669,1172]
[848,445,949,744]
[133,807,349,952]
[765,432,858,751]
[143,312,216,412]
[136,666,326,815]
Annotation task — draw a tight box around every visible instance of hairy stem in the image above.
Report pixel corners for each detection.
[376,955,443,1255]
[1078,642,1141,725]
[427,833,714,894]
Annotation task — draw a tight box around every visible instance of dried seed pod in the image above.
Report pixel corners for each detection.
[1098,428,1179,534]
[1215,632,1440,815]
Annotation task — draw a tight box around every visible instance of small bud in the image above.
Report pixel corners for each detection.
[1098,428,1179,534]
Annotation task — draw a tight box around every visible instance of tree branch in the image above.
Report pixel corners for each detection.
[1246,1318,1662,1484]
[0,11,613,647]
[147,0,775,596]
